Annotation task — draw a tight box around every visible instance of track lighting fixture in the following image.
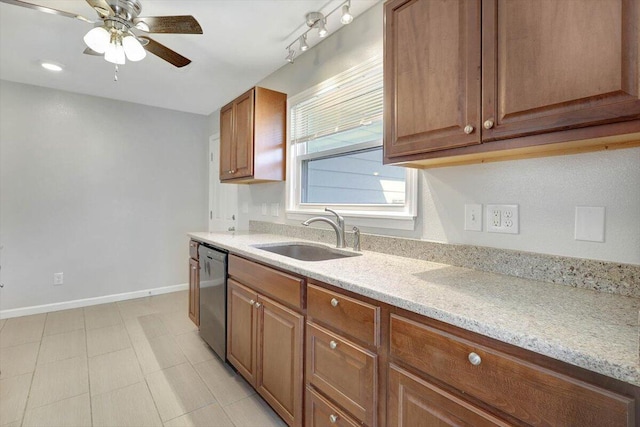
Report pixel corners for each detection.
[286,47,296,63]
[316,18,328,38]
[299,34,309,52]
[285,0,355,64]
[341,1,353,25]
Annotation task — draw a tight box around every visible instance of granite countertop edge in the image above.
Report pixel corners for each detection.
[188,231,640,388]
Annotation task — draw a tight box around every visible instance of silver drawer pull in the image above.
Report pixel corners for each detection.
[330,298,339,307]
[255,302,261,308]
[468,352,482,366]
[329,340,338,350]
[249,299,255,305]
[329,414,338,423]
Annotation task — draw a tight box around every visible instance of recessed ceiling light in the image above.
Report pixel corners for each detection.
[41,62,63,72]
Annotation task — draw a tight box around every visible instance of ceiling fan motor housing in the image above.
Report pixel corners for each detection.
[106,0,142,21]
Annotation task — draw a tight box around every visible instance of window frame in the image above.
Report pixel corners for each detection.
[285,60,418,230]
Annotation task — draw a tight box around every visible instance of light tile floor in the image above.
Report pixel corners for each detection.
[0,291,286,427]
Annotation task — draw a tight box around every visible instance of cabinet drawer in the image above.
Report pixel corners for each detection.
[307,283,379,346]
[306,322,376,426]
[390,314,635,427]
[388,364,511,427]
[305,386,360,427]
[229,255,304,310]
[189,240,199,260]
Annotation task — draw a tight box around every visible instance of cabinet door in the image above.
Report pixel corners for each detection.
[482,0,640,141]
[384,0,481,161]
[388,364,511,427]
[233,89,255,179]
[227,279,258,385]
[306,322,377,426]
[257,295,304,427]
[220,103,234,181]
[188,258,199,326]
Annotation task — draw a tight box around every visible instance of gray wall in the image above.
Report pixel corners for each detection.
[0,80,209,311]
[210,2,640,265]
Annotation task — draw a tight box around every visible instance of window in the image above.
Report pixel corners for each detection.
[287,57,417,229]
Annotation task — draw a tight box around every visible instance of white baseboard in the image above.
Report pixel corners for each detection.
[0,283,189,319]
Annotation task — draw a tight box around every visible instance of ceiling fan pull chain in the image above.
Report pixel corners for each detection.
[114,64,119,82]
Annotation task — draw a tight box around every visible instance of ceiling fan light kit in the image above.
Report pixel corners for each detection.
[285,0,353,64]
[2,0,202,72]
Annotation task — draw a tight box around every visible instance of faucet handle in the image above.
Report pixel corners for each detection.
[352,226,361,252]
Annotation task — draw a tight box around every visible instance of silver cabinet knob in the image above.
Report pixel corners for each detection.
[330,298,339,307]
[249,299,255,305]
[463,125,474,134]
[329,340,338,350]
[468,352,482,366]
[329,414,338,424]
[483,119,494,129]
[255,302,261,308]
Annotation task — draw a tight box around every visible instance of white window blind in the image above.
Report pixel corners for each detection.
[290,57,383,152]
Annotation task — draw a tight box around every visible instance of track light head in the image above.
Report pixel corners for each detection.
[317,19,328,37]
[286,47,296,63]
[299,34,309,52]
[341,3,353,24]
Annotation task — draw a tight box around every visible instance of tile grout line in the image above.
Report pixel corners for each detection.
[121,295,172,425]
[84,307,94,427]
[18,314,47,427]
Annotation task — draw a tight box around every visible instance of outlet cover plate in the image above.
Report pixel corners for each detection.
[575,206,605,242]
[464,204,482,231]
[486,204,519,234]
[53,272,63,286]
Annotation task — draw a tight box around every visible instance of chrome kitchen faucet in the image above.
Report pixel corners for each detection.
[302,208,346,248]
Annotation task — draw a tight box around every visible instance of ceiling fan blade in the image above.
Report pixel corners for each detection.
[0,0,94,23]
[85,0,114,18]
[133,15,202,34]
[83,47,103,56]
[139,36,191,68]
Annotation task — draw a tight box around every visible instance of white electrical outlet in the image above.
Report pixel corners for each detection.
[53,272,63,286]
[486,204,519,234]
[464,204,482,231]
[270,203,279,217]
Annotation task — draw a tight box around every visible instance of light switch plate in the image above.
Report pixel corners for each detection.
[261,203,267,216]
[575,206,605,242]
[464,204,482,231]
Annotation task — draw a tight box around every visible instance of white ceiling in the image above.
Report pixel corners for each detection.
[0,0,379,115]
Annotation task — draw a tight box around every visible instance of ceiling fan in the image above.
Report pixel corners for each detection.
[1,0,203,68]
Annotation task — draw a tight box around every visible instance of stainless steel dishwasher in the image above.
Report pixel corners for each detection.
[198,244,227,361]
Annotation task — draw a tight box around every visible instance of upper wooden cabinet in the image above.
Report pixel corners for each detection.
[384,0,482,158]
[384,0,640,167]
[219,87,287,183]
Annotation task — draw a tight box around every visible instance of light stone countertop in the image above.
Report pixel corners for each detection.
[188,231,640,387]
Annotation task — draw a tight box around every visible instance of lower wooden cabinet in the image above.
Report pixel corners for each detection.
[227,262,304,427]
[257,294,304,427]
[227,279,257,383]
[389,313,636,427]
[220,253,639,427]
[188,257,199,326]
[388,364,510,427]
[305,386,360,427]
[306,322,377,426]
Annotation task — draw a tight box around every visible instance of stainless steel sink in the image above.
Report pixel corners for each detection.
[253,243,361,261]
